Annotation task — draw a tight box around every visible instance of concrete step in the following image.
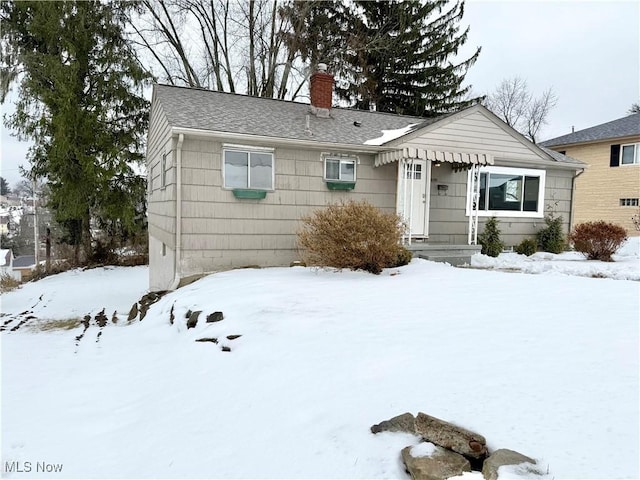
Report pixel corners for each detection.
[415,253,474,267]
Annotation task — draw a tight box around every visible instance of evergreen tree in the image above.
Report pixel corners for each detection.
[338,0,481,116]
[0,177,11,196]
[1,1,151,263]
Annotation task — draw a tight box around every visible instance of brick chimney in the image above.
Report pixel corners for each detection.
[310,63,334,118]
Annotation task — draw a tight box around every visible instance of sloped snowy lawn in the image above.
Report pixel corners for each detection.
[1,255,638,479]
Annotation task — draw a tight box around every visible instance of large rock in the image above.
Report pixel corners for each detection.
[401,444,471,480]
[482,449,539,480]
[415,412,488,460]
[371,412,416,435]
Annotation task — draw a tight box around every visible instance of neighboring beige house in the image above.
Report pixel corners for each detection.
[541,114,640,235]
[146,66,585,291]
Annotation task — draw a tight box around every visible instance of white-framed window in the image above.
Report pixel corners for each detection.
[620,198,639,207]
[223,146,274,190]
[620,143,639,165]
[324,156,356,182]
[467,166,546,218]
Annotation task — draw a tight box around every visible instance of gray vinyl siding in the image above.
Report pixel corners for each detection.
[427,163,574,246]
[146,97,178,289]
[399,110,543,162]
[178,138,397,277]
[393,111,576,246]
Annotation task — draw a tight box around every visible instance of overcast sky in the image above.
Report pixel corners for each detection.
[1,0,638,187]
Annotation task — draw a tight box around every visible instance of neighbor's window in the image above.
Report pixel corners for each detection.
[620,198,639,207]
[324,157,356,182]
[620,143,639,165]
[223,148,274,190]
[468,166,546,217]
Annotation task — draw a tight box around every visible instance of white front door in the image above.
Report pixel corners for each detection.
[397,160,429,237]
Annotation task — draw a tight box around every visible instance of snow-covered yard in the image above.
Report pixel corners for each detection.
[1,239,638,479]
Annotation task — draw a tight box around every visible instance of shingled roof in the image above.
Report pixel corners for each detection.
[152,84,584,167]
[153,84,447,146]
[540,113,640,147]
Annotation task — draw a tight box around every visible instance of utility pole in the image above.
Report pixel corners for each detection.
[33,179,38,265]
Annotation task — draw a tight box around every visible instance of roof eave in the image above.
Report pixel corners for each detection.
[170,126,393,153]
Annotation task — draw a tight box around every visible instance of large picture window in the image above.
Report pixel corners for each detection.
[223,148,274,190]
[468,166,546,217]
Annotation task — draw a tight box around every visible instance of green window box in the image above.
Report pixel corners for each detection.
[232,189,268,200]
[326,181,356,191]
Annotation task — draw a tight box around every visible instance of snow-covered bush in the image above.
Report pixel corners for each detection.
[297,200,405,274]
[478,217,505,257]
[570,221,628,262]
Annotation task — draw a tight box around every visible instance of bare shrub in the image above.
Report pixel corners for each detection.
[297,200,405,274]
[0,273,20,293]
[569,221,628,262]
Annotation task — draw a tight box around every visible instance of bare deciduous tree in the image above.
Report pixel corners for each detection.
[129,0,308,100]
[628,102,640,114]
[484,77,557,144]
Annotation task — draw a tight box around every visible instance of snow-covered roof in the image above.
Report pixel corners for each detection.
[363,124,419,145]
[1,249,11,267]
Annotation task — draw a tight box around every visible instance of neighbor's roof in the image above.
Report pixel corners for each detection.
[539,147,584,165]
[13,255,36,268]
[153,84,448,146]
[540,113,640,147]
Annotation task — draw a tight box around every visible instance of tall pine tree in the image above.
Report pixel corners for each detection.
[1,1,151,262]
[338,0,480,116]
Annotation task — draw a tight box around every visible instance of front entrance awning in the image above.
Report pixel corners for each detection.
[375,147,493,169]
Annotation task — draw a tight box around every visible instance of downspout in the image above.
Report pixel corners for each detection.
[569,168,585,234]
[169,133,185,290]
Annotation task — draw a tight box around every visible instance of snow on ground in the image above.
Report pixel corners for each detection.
[1,251,638,479]
[472,236,640,281]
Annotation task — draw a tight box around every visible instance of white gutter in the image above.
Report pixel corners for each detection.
[169,133,185,290]
[569,168,585,233]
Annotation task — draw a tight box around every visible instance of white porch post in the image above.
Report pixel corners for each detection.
[407,159,414,245]
[467,164,481,245]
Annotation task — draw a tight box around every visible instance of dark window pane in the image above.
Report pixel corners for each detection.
[326,159,340,180]
[488,174,522,211]
[478,173,487,210]
[621,145,636,164]
[340,161,355,181]
[523,176,539,212]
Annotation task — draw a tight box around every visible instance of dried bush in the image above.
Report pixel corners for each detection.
[0,273,20,293]
[536,214,566,253]
[515,238,537,256]
[478,217,504,257]
[297,200,405,274]
[569,221,628,261]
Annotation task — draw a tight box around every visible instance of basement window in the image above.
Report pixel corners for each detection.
[620,198,639,206]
